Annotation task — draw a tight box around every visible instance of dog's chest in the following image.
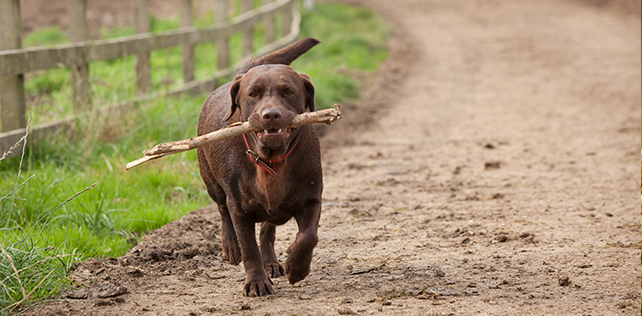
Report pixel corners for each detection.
[241,173,292,215]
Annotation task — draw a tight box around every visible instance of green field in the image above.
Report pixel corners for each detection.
[0,2,389,311]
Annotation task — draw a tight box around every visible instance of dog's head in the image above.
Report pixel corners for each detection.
[229,64,315,160]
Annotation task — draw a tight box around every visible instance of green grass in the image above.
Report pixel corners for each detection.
[0,94,211,313]
[22,27,69,47]
[0,2,390,312]
[1,235,77,312]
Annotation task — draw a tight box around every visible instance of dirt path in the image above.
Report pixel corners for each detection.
[26,0,640,315]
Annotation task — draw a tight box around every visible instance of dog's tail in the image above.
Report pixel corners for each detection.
[237,37,320,75]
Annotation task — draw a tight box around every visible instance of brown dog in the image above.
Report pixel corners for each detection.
[197,38,322,296]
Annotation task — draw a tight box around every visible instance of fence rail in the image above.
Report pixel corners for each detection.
[0,0,300,156]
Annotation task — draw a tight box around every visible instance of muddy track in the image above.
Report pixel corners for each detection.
[25,0,640,315]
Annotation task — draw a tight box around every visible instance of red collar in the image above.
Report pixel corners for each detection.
[240,113,301,176]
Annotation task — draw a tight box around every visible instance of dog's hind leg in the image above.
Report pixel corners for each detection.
[217,203,242,265]
[259,222,285,278]
[198,152,241,265]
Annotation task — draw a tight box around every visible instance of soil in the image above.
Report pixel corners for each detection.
[20,0,641,315]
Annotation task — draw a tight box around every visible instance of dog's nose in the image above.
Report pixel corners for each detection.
[261,109,282,122]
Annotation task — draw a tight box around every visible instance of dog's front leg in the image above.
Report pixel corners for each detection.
[229,205,275,296]
[284,199,321,284]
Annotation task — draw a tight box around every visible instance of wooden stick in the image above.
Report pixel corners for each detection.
[125,104,342,170]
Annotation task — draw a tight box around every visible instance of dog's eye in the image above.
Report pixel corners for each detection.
[284,89,294,96]
[249,91,257,97]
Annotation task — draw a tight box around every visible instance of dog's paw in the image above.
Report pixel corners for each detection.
[264,262,285,278]
[221,239,242,265]
[284,258,311,285]
[243,278,275,297]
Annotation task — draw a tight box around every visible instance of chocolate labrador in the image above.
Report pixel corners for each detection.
[197,37,322,296]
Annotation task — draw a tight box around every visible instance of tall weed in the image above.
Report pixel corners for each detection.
[0,129,94,312]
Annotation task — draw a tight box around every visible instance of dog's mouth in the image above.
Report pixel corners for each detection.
[255,128,293,150]
[256,128,292,139]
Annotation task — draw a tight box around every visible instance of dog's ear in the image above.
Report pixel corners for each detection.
[299,73,316,112]
[226,74,244,121]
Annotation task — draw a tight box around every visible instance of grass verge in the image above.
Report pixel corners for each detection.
[0,1,390,311]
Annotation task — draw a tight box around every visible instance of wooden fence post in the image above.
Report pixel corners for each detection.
[263,0,275,45]
[216,0,230,71]
[180,0,195,84]
[134,0,151,94]
[282,0,293,37]
[69,0,90,110]
[0,0,26,133]
[242,0,253,56]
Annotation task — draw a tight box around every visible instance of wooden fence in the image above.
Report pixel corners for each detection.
[0,0,301,156]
